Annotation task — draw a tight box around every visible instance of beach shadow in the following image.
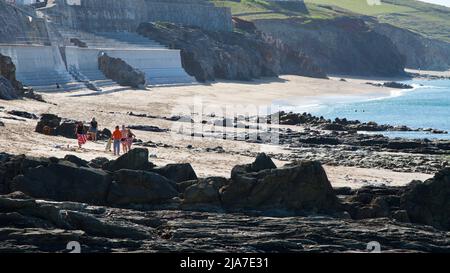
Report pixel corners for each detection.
[68,87,135,97]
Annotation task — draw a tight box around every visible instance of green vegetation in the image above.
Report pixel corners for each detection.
[211,0,450,42]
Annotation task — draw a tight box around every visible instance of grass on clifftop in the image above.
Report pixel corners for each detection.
[211,0,450,42]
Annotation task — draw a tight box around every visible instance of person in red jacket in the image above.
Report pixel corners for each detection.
[112,126,122,156]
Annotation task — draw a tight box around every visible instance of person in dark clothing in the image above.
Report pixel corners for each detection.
[75,122,87,148]
[89,117,98,141]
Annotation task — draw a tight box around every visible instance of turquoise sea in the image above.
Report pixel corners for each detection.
[275,79,450,140]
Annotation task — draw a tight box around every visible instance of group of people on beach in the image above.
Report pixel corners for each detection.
[110,125,136,156]
[75,118,136,156]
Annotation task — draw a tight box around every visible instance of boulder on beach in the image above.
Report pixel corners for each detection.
[103,148,155,172]
[98,53,146,88]
[153,163,198,183]
[402,167,450,230]
[231,153,277,179]
[107,169,178,205]
[183,177,228,205]
[223,156,340,213]
[10,163,112,205]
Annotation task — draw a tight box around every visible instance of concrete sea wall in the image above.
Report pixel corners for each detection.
[65,47,195,85]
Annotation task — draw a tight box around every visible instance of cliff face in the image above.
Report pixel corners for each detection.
[254,17,407,77]
[0,1,50,45]
[137,22,326,82]
[370,22,450,71]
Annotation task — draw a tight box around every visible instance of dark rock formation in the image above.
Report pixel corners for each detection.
[183,177,228,205]
[367,81,414,89]
[0,54,23,100]
[223,159,340,213]
[35,114,110,140]
[107,170,178,205]
[254,17,406,77]
[7,110,38,120]
[152,163,197,183]
[69,38,87,48]
[10,163,112,205]
[98,53,146,88]
[0,76,20,100]
[137,22,326,82]
[103,148,155,172]
[231,152,277,179]
[127,125,169,133]
[402,168,450,230]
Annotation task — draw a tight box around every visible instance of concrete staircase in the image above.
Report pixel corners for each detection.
[57,29,165,49]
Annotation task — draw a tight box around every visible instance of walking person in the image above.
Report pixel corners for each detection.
[112,126,122,156]
[121,125,128,154]
[89,117,98,142]
[126,128,136,151]
[75,122,87,149]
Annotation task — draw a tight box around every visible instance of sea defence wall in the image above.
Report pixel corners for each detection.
[43,0,232,32]
[0,44,84,91]
[65,47,196,85]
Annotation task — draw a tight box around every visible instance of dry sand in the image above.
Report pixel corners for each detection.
[0,75,432,188]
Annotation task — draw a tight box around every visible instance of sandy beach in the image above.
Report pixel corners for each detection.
[0,75,432,188]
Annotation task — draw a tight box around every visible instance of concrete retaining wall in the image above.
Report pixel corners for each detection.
[65,46,195,85]
[0,44,82,91]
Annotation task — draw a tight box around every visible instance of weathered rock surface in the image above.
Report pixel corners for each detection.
[1,153,450,252]
[402,168,450,230]
[10,163,111,205]
[98,53,146,88]
[152,163,197,183]
[254,17,406,77]
[137,22,326,82]
[223,159,340,213]
[35,114,110,140]
[183,177,228,205]
[107,170,178,205]
[0,194,448,253]
[103,148,155,172]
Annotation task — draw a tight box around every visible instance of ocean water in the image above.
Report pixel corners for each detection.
[276,79,450,140]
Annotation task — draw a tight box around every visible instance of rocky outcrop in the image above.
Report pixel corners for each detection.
[103,148,155,172]
[98,53,146,88]
[152,163,197,183]
[35,114,110,140]
[0,54,23,100]
[107,170,178,205]
[402,168,450,230]
[1,153,450,253]
[371,21,450,71]
[137,22,326,82]
[10,163,112,205]
[254,17,406,77]
[1,193,449,252]
[222,160,340,213]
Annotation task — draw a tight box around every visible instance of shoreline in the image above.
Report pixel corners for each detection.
[0,74,448,189]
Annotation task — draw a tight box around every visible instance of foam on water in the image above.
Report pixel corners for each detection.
[274,79,450,140]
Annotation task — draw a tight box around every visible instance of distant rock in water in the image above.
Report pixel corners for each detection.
[137,22,326,82]
[98,53,146,88]
[367,81,414,89]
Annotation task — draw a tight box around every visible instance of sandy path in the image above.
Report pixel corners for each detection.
[0,75,433,188]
